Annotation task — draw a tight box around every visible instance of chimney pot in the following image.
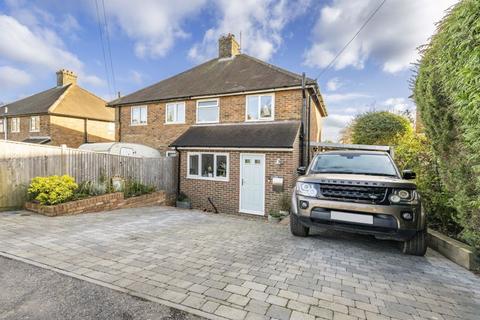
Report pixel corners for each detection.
[218,33,240,59]
[56,69,77,86]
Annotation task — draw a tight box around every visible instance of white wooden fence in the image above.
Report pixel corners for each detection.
[0,140,177,210]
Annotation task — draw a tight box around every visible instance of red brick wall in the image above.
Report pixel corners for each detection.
[5,114,50,142]
[179,132,300,216]
[118,89,321,152]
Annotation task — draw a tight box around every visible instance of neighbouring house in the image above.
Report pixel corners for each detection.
[0,70,115,147]
[108,34,327,216]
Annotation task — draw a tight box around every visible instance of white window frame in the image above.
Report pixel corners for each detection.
[196,99,219,124]
[11,117,20,133]
[0,118,4,133]
[187,152,229,181]
[245,93,275,122]
[30,116,40,132]
[130,105,148,126]
[165,102,185,124]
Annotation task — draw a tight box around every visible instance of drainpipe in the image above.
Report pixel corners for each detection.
[300,73,306,166]
[175,147,181,197]
[3,107,8,140]
[307,94,311,164]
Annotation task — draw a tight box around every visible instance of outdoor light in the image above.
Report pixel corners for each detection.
[401,212,414,221]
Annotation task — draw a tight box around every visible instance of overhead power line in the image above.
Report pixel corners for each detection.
[314,0,387,80]
[101,0,117,94]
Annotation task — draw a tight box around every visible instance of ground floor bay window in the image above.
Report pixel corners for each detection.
[187,152,228,181]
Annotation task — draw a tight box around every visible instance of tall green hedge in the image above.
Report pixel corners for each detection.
[414,0,480,248]
[351,111,413,146]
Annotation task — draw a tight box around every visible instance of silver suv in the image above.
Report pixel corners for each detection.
[291,150,426,256]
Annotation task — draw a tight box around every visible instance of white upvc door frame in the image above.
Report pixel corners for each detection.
[239,153,266,215]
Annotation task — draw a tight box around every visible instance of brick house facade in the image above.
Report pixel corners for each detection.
[109,34,327,216]
[0,70,115,148]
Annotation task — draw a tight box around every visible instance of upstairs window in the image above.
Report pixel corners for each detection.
[187,152,228,181]
[0,119,4,133]
[30,116,40,132]
[165,102,185,124]
[246,94,274,121]
[11,118,20,132]
[131,106,147,125]
[196,99,219,123]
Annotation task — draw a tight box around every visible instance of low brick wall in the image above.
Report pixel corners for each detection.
[25,191,165,217]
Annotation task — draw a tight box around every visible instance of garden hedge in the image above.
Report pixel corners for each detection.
[413,0,480,248]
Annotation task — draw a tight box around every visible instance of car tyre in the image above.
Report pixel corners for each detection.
[290,213,309,237]
[401,229,427,256]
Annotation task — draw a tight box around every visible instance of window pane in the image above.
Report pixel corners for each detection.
[177,103,185,122]
[166,105,175,122]
[189,155,199,175]
[216,155,227,178]
[198,106,218,122]
[0,119,4,132]
[246,96,258,120]
[260,96,272,118]
[140,107,147,123]
[201,154,214,177]
[198,100,217,107]
[132,107,139,124]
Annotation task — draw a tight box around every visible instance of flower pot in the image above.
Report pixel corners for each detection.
[176,200,192,209]
[268,215,282,223]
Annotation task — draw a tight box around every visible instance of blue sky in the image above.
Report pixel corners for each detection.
[0,0,458,141]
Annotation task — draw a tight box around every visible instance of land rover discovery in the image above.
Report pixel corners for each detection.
[290,150,426,256]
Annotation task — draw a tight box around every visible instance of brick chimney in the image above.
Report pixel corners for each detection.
[56,69,77,86]
[218,33,240,59]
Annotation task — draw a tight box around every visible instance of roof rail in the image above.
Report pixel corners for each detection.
[310,142,394,158]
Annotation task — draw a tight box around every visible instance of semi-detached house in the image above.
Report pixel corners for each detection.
[109,34,327,216]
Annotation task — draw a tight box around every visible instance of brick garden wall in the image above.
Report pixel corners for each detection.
[25,191,165,216]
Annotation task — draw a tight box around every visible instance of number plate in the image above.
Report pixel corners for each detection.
[331,211,373,224]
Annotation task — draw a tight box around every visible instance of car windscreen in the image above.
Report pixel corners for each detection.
[310,153,398,176]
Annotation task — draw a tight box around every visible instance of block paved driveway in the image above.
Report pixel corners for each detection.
[0,207,479,320]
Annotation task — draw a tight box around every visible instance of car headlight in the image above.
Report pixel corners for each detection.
[389,189,416,204]
[296,182,319,197]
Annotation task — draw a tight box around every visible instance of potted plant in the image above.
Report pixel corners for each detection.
[268,209,283,223]
[176,191,192,209]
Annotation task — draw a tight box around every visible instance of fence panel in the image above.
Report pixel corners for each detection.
[0,140,177,210]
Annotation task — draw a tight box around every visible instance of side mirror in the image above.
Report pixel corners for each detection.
[402,170,416,180]
[297,166,307,175]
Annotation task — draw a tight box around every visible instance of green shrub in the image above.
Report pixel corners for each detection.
[74,180,108,200]
[28,175,78,205]
[351,111,413,146]
[124,179,155,198]
[395,134,461,237]
[413,0,480,248]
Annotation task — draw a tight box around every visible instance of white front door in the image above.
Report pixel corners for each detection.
[240,154,265,215]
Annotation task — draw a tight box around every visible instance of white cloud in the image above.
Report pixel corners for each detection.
[0,14,103,89]
[304,0,458,73]
[0,15,82,71]
[130,70,143,85]
[383,97,415,114]
[324,92,371,104]
[103,0,206,58]
[0,66,32,89]
[189,0,311,62]
[326,77,342,91]
[322,114,354,142]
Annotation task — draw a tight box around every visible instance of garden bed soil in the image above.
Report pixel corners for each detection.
[25,191,165,217]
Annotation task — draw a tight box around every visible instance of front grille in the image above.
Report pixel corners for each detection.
[319,184,388,204]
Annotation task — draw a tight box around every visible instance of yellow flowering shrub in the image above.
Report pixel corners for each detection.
[28,175,78,205]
